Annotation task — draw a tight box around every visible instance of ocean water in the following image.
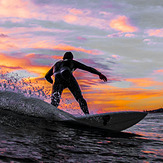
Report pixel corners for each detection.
[0,91,162,163]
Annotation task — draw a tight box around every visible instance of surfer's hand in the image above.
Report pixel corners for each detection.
[99,74,107,82]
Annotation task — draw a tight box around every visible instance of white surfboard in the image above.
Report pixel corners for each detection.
[65,111,147,132]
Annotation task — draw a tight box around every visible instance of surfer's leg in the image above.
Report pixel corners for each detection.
[68,77,89,114]
[78,98,89,115]
[51,84,64,107]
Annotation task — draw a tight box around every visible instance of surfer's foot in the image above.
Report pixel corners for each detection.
[81,106,89,115]
[78,98,89,115]
[84,111,89,115]
[102,115,110,126]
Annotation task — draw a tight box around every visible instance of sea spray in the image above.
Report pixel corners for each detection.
[0,70,80,116]
[0,70,50,100]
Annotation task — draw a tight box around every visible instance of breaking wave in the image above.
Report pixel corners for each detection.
[0,90,75,121]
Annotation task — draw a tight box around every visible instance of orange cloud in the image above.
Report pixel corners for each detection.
[64,15,78,23]
[110,16,137,32]
[0,53,30,68]
[111,54,120,59]
[0,53,50,76]
[125,78,163,88]
[88,83,163,111]
[146,28,163,37]
[53,44,102,55]
[52,55,63,60]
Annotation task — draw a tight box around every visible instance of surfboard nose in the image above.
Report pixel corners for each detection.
[135,111,148,119]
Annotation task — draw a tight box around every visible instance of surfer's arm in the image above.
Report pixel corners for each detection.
[74,60,107,82]
[45,67,54,84]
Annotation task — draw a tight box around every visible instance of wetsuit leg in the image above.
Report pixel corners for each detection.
[51,83,64,107]
[68,76,89,115]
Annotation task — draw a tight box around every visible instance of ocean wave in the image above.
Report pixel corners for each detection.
[0,90,75,121]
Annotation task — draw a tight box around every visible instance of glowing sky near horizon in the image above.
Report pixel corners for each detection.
[0,0,163,113]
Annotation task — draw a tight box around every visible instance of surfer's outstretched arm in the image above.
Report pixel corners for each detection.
[45,67,54,84]
[74,60,107,82]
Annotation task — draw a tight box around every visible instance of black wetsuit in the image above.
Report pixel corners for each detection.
[45,59,101,114]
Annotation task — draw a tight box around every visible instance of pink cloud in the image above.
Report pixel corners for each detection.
[0,34,8,37]
[31,40,56,50]
[146,28,163,37]
[109,16,138,32]
[107,32,136,38]
[111,55,120,59]
[77,36,87,41]
[63,13,108,30]
[153,69,163,74]
[0,0,38,18]
[69,8,83,15]
[107,32,123,38]
[53,44,103,55]
[124,33,135,37]
[0,37,18,51]
[0,32,33,51]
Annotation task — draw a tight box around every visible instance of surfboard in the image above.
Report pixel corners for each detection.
[64,111,147,132]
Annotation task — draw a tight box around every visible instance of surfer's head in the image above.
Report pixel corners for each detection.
[63,52,73,60]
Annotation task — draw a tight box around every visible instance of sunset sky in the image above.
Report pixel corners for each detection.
[0,0,163,114]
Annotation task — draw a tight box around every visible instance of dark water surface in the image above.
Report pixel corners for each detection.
[0,109,162,163]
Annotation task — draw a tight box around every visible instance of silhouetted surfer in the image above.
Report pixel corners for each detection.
[45,52,107,114]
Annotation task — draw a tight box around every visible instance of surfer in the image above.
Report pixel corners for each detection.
[45,52,107,114]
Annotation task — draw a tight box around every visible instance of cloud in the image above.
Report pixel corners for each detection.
[53,44,103,55]
[0,0,38,18]
[63,80,163,112]
[124,33,135,37]
[0,32,31,51]
[69,8,84,15]
[0,65,22,70]
[107,32,123,38]
[0,31,102,55]
[0,33,8,37]
[125,78,163,88]
[0,53,50,76]
[111,55,121,60]
[153,69,163,75]
[107,32,136,38]
[88,82,163,112]
[76,36,87,41]
[109,16,138,32]
[146,28,163,37]
[0,37,18,51]
[30,40,103,55]
[64,15,78,23]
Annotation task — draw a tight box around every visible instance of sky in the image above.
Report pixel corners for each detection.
[0,0,163,114]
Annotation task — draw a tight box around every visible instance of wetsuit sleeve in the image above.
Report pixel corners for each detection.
[45,66,54,84]
[74,60,101,75]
